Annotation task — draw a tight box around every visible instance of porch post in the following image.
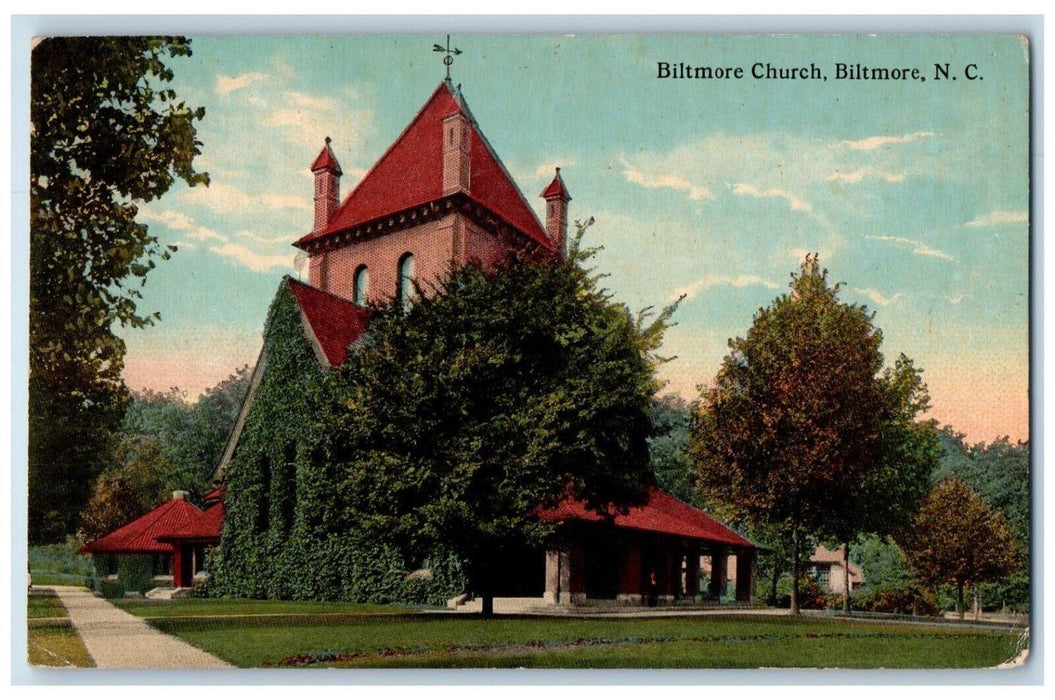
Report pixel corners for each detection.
[567,543,586,605]
[709,546,728,602]
[736,548,756,603]
[172,545,186,588]
[544,550,561,605]
[617,536,644,605]
[685,545,701,602]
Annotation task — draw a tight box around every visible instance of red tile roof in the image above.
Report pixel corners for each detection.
[310,138,342,175]
[79,497,208,555]
[287,277,371,368]
[538,486,755,548]
[297,81,552,250]
[159,503,225,543]
[202,484,227,503]
[540,168,571,201]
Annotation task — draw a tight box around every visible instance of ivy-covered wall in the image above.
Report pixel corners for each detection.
[208,281,466,604]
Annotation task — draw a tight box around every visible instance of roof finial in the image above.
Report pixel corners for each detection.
[432,34,463,81]
[325,136,331,146]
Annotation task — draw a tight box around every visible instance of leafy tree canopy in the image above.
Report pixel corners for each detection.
[896,477,1017,618]
[648,394,696,506]
[933,427,1029,554]
[692,255,934,612]
[78,366,251,543]
[29,37,208,542]
[330,224,672,612]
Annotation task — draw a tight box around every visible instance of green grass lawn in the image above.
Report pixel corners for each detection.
[113,597,415,618]
[28,590,68,619]
[27,590,94,668]
[123,599,1026,669]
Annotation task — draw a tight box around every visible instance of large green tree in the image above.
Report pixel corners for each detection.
[932,428,1030,611]
[29,37,207,541]
[331,227,670,615]
[693,255,933,614]
[896,478,1017,619]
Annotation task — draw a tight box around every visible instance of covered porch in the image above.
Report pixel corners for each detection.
[530,485,760,608]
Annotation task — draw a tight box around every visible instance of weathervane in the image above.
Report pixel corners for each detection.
[433,35,462,81]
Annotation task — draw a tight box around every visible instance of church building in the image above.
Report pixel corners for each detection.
[85,78,758,606]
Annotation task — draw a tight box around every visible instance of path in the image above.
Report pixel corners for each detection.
[48,586,233,669]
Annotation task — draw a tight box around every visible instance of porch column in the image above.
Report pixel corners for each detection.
[567,544,587,605]
[544,550,561,604]
[545,546,586,605]
[172,545,190,588]
[736,548,756,603]
[660,544,677,604]
[709,546,728,602]
[685,545,701,602]
[617,537,644,605]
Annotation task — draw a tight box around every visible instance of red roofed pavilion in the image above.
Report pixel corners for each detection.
[534,487,758,605]
[80,491,222,590]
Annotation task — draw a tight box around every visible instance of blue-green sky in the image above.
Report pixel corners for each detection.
[125,34,1030,443]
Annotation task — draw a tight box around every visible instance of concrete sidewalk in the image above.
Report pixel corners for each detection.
[48,586,233,669]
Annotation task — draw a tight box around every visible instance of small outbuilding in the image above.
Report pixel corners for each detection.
[79,490,223,593]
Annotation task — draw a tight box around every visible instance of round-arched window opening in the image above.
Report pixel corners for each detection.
[397,253,416,308]
[353,265,369,306]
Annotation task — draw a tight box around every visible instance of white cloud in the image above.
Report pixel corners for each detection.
[187,227,228,243]
[137,209,195,230]
[236,229,291,246]
[669,274,781,302]
[825,168,906,184]
[839,131,935,151]
[913,243,956,261]
[964,210,1029,228]
[854,287,904,307]
[216,72,269,95]
[181,180,311,213]
[619,156,715,201]
[948,293,967,304]
[867,235,955,262]
[208,243,294,273]
[732,182,811,212]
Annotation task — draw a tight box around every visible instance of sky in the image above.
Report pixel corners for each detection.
[119,34,1030,444]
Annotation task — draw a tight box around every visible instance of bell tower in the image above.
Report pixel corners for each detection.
[311,136,342,236]
[540,167,571,258]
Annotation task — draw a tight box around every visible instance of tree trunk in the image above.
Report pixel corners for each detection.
[972,586,980,621]
[790,529,800,615]
[956,582,965,620]
[769,555,779,607]
[842,540,852,615]
[481,592,494,618]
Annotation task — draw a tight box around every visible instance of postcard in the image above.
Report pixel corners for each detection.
[23,30,1032,674]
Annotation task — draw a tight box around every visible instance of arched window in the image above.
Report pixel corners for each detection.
[396,253,416,308]
[353,265,369,306]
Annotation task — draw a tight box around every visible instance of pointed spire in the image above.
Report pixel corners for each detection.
[541,167,571,257]
[311,136,343,175]
[541,167,571,202]
[312,137,342,236]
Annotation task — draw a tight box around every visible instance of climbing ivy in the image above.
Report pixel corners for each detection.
[209,281,466,604]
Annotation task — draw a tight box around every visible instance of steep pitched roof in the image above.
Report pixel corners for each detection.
[287,277,371,368]
[538,486,756,548]
[159,503,225,543]
[540,168,571,201]
[311,138,343,175]
[202,484,227,503]
[79,497,207,555]
[810,544,864,580]
[296,81,552,250]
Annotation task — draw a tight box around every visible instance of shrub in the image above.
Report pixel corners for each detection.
[774,575,831,609]
[853,587,939,616]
